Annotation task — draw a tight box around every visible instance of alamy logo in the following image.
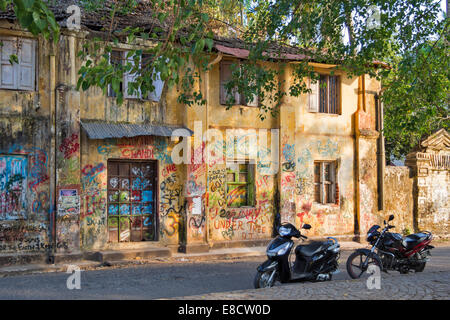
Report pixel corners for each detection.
[366,5,381,30]
[366,265,381,290]
[66,265,81,290]
[67,5,81,31]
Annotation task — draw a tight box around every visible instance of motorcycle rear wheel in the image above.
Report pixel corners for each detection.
[346,251,382,279]
[254,270,276,289]
[415,262,426,272]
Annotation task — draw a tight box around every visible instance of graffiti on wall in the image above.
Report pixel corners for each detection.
[0,156,28,220]
[28,148,49,191]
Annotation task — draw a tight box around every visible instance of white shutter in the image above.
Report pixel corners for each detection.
[308,77,319,112]
[0,37,17,89]
[147,71,164,102]
[246,79,258,107]
[124,53,140,99]
[246,94,258,107]
[17,38,36,91]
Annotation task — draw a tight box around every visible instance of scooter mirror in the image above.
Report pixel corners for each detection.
[302,224,311,230]
[388,214,394,221]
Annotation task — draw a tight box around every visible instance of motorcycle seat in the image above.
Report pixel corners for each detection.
[295,241,326,257]
[402,233,429,250]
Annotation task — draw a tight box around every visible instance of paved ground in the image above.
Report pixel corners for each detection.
[0,246,448,300]
[173,271,450,300]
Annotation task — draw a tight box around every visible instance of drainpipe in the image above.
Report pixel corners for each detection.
[204,52,222,247]
[47,44,57,264]
[354,75,363,241]
[376,93,385,211]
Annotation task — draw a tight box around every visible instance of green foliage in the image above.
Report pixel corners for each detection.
[383,37,449,162]
[75,0,214,107]
[0,0,60,41]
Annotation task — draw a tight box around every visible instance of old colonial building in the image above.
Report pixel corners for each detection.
[0,2,387,264]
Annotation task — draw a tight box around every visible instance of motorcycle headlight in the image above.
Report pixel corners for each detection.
[267,242,292,257]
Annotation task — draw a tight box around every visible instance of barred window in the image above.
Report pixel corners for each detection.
[309,75,341,114]
[314,161,337,204]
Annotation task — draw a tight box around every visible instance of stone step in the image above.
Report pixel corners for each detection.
[84,247,171,262]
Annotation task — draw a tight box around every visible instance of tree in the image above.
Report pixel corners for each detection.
[383,38,449,162]
[1,0,448,160]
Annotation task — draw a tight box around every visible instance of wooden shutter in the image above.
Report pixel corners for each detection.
[0,37,17,89]
[220,61,234,105]
[330,162,336,203]
[319,162,325,204]
[124,52,140,99]
[308,77,319,112]
[246,79,259,107]
[17,38,36,91]
[108,50,123,97]
[247,163,256,206]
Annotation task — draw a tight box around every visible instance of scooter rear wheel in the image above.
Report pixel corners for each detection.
[254,270,276,289]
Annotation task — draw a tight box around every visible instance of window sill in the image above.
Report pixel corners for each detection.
[308,112,341,116]
[314,202,339,208]
[220,104,259,109]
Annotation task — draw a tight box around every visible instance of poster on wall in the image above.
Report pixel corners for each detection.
[58,189,80,217]
[192,197,202,215]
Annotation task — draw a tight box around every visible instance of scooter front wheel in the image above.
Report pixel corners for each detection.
[254,270,276,289]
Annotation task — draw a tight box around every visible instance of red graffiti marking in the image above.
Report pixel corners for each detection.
[28,149,49,191]
[256,175,270,189]
[162,164,177,178]
[121,148,154,159]
[59,134,79,159]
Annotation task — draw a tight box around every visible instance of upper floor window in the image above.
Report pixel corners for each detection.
[309,74,341,114]
[219,60,258,107]
[314,161,337,204]
[108,50,164,101]
[226,161,256,208]
[0,37,36,91]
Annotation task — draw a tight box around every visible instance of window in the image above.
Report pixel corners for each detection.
[309,74,340,114]
[107,160,158,242]
[0,37,36,91]
[314,161,337,204]
[220,60,258,107]
[108,50,164,101]
[226,161,255,207]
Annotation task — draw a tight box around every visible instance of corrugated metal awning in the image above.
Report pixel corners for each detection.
[80,121,193,139]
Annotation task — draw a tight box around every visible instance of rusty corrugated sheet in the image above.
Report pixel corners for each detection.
[80,121,193,139]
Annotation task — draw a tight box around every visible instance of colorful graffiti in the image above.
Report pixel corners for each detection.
[28,149,49,191]
[59,133,79,159]
[0,156,28,220]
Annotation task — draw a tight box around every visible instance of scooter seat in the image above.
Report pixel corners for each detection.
[295,241,326,257]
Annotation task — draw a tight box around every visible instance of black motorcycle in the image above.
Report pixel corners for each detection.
[346,214,434,279]
[254,222,341,288]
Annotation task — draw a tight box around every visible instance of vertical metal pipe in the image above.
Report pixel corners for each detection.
[48,49,57,263]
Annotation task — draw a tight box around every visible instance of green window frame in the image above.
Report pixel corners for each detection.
[226,161,255,208]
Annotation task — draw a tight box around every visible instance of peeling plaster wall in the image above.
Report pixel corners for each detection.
[384,166,414,235]
[0,24,54,254]
[0,22,388,255]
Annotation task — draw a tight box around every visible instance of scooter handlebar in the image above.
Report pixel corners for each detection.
[300,234,308,239]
